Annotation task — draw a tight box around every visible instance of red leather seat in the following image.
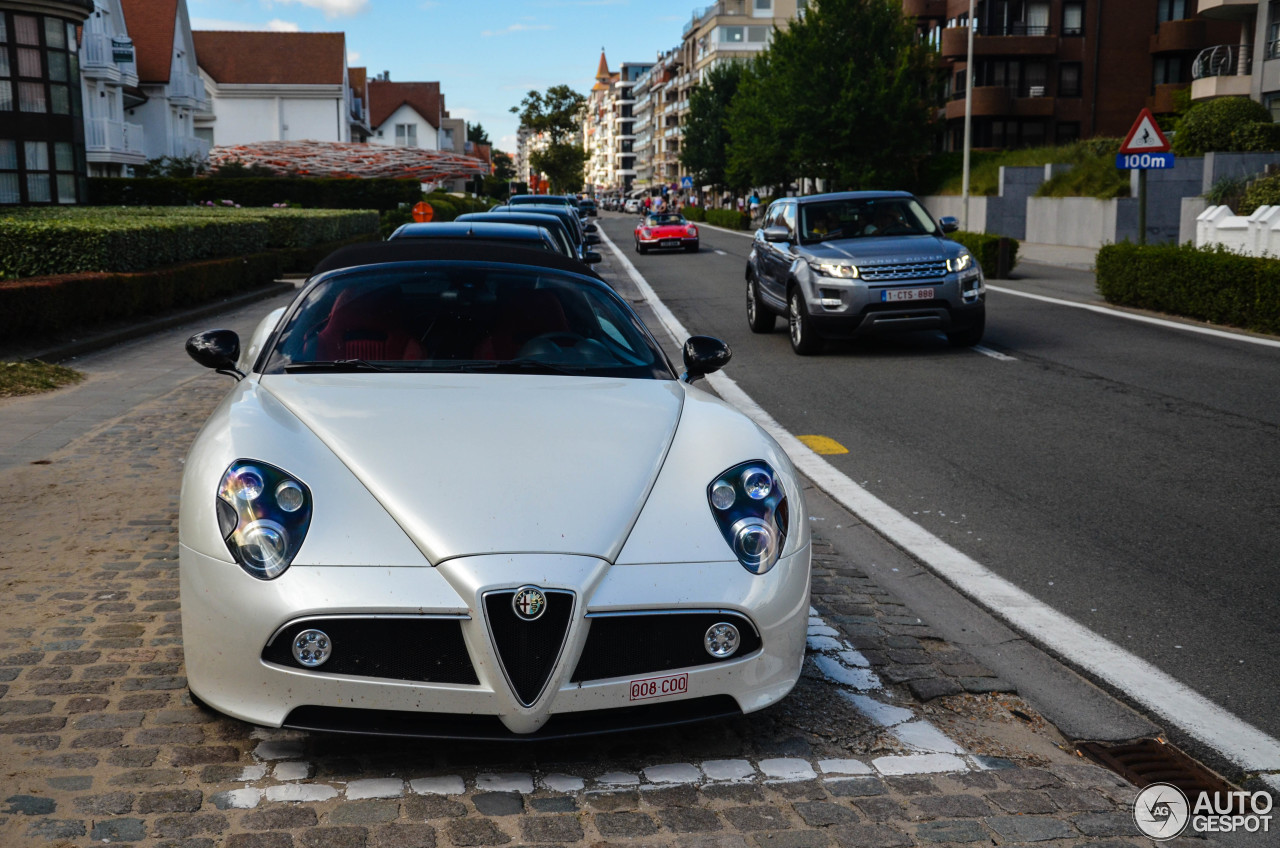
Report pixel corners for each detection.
[474,289,569,360]
[315,287,413,361]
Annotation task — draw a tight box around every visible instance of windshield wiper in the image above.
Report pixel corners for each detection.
[284,359,390,373]
[460,359,578,375]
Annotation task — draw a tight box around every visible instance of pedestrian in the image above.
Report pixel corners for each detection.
[643,196,651,212]
[737,196,745,214]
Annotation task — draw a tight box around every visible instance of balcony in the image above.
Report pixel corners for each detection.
[1196,0,1259,21]
[1191,42,1253,101]
[81,30,138,83]
[1149,18,1206,55]
[944,85,1054,120]
[940,24,1057,59]
[174,136,211,161]
[170,71,207,109]
[903,0,946,16]
[85,117,146,163]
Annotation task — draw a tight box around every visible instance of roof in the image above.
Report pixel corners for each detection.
[593,50,611,92]
[194,31,345,85]
[207,141,489,180]
[349,66,366,94]
[120,0,178,84]
[368,80,441,130]
[311,241,604,280]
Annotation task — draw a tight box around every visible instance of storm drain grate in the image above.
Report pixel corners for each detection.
[1078,739,1241,811]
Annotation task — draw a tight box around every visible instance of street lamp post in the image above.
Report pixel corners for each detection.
[961,0,975,232]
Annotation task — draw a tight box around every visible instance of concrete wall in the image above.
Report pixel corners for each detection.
[918,195,987,232]
[1127,156,1204,245]
[1026,197,1124,248]
[1195,204,1280,256]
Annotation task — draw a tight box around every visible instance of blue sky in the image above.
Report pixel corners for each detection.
[188,0,698,153]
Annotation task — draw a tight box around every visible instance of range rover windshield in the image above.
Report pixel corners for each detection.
[800,197,938,244]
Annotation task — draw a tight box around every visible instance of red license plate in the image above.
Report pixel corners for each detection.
[629,672,688,701]
[881,287,934,302]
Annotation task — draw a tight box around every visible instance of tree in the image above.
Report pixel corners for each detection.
[681,61,746,192]
[726,0,940,191]
[510,84,586,144]
[511,84,587,193]
[467,122,492,147]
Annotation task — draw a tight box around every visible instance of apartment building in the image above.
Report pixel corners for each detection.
[80,0,144,177]
[910,1,1238,150]
[119,0,208,163]
[1189,0,1280,116]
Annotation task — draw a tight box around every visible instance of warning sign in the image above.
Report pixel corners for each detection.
[412,201,434,223]
[1119,108,1171,154]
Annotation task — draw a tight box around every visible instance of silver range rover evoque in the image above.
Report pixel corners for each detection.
[745,191,986,354]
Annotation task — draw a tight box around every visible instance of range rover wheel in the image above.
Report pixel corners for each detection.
[788,288,823,355]
[747,276,776,333]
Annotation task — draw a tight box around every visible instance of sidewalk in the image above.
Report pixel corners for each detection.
[1017,243,1099,272]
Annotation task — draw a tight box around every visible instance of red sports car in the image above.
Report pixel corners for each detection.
[634,212,699,254]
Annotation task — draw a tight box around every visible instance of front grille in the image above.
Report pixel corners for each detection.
[282,695,741,740]
[485,590,574,706]
[571,611,762,682]
[860,260,947,281]
[261,617,478,685]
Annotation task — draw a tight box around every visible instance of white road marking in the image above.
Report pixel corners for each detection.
[873,753,968,775]
[701,759,756,781]
[597,226,1280,778]
[643,763,703,784]
[411,776,466,795]
[476,772,535,793]
[973,344,1016,361]
[346,778,405,799]
[758,758,818,780]
[987,284,1280,349]
[713,249,729,256]
[264,784,339,802]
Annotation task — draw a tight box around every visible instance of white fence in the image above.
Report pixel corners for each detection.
[1194,205,1280,256]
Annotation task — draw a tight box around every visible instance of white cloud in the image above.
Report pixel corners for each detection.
[192,16,302,31]
[481,22,553,37]
[270,0,369,19]
[347,50,361,63]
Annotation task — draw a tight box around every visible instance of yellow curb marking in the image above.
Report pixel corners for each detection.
[797,435,848,455]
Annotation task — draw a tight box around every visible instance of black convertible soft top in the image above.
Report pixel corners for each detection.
[312,240,604,280]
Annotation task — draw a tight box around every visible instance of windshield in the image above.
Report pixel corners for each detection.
[264,262,672,379]
[799,197,938,243]
[646,213,686,226]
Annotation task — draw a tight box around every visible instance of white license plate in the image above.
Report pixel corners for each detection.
[660,239,680,247]
[880,287,934,302]
[629,672,688,701]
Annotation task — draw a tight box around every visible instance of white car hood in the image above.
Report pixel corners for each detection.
[260,373,684,564]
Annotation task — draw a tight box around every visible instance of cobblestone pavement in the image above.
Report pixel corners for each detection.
[0,350,1224,846]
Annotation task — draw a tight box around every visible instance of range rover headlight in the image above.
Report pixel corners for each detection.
[809,261,859,279]
[946,252,973,273]
[217,460,312,579]
[707,461,789,575]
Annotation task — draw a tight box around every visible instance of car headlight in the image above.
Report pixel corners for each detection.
[686,225,698,237]
[640,228,652,239]
[946,252,973,273]
[707,461,789,575]
[809,261,859,279]
[217,460,312,579]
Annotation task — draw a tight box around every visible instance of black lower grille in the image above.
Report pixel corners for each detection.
[485,590,574,706]
[283,695,741,740]
[571,612,762,682]
[261,617,478,685]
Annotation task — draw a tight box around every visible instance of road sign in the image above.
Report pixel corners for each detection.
[1119,108,1170,154]
[411,201,434,223]
[680,176,694,189]
[1115,152,1175,170]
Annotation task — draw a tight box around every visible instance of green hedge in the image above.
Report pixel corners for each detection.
[1,208,378,278]
[88,177,422,211]
[949,230,1019,279]
[705,208,752,230]
[1096,242,1280,334]
[682,206,706,222]
[0,253,284,339]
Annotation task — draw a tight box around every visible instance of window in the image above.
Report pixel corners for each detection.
[754,0,773,12]
[395,123,417,147]
[0,139,18,203]
[440,127,454,150]
[1266,93,1280,122]
[1059,62,1082,97]
[1063,2,1084,36]
[1268,1,1280,59]
[720,26,745,43]
[1056,122,1080,144]
[747,26,769,42]
[1157,0,1186,24]
[1153,56,1187,86]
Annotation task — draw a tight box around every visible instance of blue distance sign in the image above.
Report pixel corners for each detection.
[1116,152,1175,170]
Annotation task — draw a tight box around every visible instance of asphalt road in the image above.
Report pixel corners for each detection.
[599,212,1280,742]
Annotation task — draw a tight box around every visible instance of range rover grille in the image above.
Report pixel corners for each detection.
[860,260,947,282]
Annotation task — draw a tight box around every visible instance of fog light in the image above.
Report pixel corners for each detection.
[292,629,331,667]
[705,622,740,658]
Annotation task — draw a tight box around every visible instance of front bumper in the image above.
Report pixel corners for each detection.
[180,545,810,736]
[638,233,698,250]
[801,269,985,339]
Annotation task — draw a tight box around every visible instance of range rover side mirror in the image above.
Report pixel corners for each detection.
[186,329,244,380]
[762,225,791,243]
[681,335,732,383]
[939,216,959,233]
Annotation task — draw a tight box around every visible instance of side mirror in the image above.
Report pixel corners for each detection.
[583,250,603,264]
[681,335,732,383]
[186,329,244,379]
[762,225,791,243]
[586,233,601,245]
[584,222,599,234]
[939,216,959,233]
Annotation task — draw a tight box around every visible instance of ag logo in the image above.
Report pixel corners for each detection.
[511,586,547,621]
[1134,782,1189,840]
